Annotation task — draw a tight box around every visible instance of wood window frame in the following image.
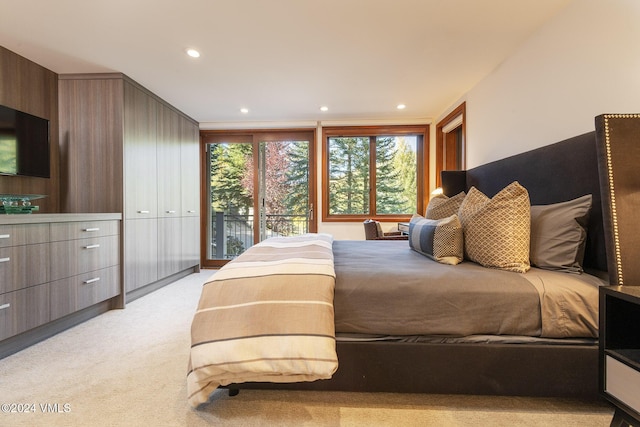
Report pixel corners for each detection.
[435,102,466,188]
[321,124,430,223]
[199,128,317,269]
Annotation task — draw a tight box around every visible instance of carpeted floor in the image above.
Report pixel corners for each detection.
[0,271,614,426]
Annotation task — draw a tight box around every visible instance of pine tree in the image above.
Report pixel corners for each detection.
[284,141,310,234]
[209,143,253,215]
[394,137,417,214]
[328,137,369,214]
[375,137,407,214]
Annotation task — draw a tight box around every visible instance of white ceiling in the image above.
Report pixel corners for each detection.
[0,0,571,125]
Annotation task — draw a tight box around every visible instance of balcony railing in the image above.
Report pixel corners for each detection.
[211,212,309,259]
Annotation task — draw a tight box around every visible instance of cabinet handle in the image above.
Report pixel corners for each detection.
[187,210,196,213]
[0,303,9,310]
[138,210,150,214]
[83,277,101,284]
[0,234,9,239]
[84,228,100,232]
[166,210,176,214]
[0,257,9,263]
[84,244,100,249]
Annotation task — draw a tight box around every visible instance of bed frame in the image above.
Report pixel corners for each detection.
[233,130,608,399]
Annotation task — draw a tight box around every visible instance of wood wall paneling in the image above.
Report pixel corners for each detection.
[58,77,124,213]
[0,46,59,212]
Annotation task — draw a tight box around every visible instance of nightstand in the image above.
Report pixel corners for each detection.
[600,286,640,426]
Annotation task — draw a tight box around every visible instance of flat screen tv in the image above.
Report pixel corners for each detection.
[0,104,50,178]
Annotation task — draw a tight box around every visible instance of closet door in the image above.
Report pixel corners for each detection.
[158,217,181,278]
[156,104,183,278]
[180,117,200,270]
[124,218,158,292]
[181,116,200,217]
[157,104,182,218]
[123,83,158,220]
[123,83,159,292]
[181,216,200,270]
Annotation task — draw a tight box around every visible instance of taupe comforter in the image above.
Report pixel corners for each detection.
[187,234,338,407]
[333,240,603,338]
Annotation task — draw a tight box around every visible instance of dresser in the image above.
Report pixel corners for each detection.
[0,214,121,352]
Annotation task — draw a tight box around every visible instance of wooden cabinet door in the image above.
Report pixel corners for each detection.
[181,117,200,217]
[124,218,158,292]
[58,77,124,213]
[181,216,200,270]
[124,83,158,220]
[158,217,181,278]
[157,104,182,218]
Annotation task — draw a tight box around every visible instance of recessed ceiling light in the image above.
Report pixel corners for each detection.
[320,106,329,112]
[240,108,249,114]
[186,49,200,58]
[397,104,406,110]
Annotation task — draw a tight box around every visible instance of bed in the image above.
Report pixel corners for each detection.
[188,128,613,407]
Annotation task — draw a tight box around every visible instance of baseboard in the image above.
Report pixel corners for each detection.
[125,266,199,304]
[0,299,115,360]
[1,266,201,360]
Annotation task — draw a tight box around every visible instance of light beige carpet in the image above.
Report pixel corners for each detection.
[0,271,614,427]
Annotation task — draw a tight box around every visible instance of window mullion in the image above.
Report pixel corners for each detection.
[369,136,376,216]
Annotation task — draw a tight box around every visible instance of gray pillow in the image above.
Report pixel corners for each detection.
[409,213,463,265]
[530,194,592,273]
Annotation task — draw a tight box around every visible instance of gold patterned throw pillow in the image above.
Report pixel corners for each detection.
[458,181,531,273]
[425,191,466,219]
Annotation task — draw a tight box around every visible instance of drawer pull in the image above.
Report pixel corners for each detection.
[84,244,101,249]
[84,277,101,284]
[187,210,196,214]
[0,303,10,310]
[0,234,9,239]
[0,257,9,263]
[166,210,176,214]
[138,210,150,214]
[84,228,100,232]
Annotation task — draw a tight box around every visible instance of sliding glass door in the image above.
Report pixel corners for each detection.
[202,130,316,267]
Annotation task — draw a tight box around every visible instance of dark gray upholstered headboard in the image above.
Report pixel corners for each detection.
[441,131,607,275]
[595,114,640,286]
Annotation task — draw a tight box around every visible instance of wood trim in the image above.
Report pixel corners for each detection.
[435,102,466,188]
[321,124,429,222]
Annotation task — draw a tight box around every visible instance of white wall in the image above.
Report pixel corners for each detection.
[451,0,640,167]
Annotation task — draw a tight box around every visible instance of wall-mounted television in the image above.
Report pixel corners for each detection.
[0,104,50,178]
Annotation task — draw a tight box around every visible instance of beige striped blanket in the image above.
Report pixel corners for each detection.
[187,233,338,407]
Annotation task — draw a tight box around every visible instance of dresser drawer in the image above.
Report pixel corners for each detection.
[605,355,640,415]
[50,235,119,280]
[0,224,49,248]
[0,283,50,341]
[0,243,50,294]
[50,266,120,320]
[50,220,119,241]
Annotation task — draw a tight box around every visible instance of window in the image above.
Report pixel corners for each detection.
[322,125,429,221]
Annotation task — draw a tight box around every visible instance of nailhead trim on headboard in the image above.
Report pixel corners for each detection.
[601,113,640,285]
